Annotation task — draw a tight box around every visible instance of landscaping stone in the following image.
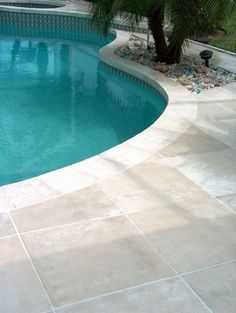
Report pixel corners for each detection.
[115,35,236,94]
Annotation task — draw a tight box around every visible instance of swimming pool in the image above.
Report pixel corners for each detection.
[0,25,167,186]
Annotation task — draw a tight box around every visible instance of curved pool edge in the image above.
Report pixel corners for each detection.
[0,24,197,211]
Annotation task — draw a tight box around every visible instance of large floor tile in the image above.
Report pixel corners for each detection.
[167,149,236,197]
[129,198,236,273]
[0,213,15,237]
[0,236,51,313]
[56,278,208,313]
[99,155,209,214]
[12,185,118,232]
[161,125,227,157]
[194,101,236,149]
[184,261,236,313]
[217,193,236,213]
[221,99,236,113]
[22,216,174,307]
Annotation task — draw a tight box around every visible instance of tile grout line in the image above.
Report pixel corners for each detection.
[187,121,234,152]
[17,212,126,236]
[8,211,56,313]
[125,214,214,313]
[34,179,214,312]
[101,185,214,313]
[3,151,232,313]
[0,233,18,240]
[2,217,235,279]
[3,151,158,212]
[218,101,236,114]
[179,277,214,313]
[177,165,236,216]
[100,182,235,282]
[12,200,185,236]
[181,258,236,277]
[214,196,236,215]
[157,151,236,216]
[5,208,236,277]
[56,255,236,313]
[4,153,232,312]
[54,275,178,312]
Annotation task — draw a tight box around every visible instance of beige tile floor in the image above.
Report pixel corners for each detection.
[22,216,174,307]
[1,1,236,313]
[0,213,15,237]
[184,261,236,313]
[0,236,52,313]
[217,193,236,212]
[56,278,210,313]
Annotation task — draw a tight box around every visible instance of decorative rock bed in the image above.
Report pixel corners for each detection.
[115,34,236,94]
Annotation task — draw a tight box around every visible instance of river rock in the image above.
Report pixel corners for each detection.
[115,35,236,94]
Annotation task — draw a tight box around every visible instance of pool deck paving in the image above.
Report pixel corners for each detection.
[0,1,236,313]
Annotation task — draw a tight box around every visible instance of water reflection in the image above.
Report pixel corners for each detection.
[0,36,166,185]
[60,44,70,77]
[37,42,48,75]
[26,41,36,62]
[9,40,63,76]
[10,40,20,68]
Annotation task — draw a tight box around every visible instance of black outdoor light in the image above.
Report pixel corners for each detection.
[199,50,213,67]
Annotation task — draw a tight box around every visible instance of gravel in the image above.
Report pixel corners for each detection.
[115,34,236,94]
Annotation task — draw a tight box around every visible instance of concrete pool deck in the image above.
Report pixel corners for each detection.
[1,1,236,313]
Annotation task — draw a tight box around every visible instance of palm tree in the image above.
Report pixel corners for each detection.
[89,0,235,64]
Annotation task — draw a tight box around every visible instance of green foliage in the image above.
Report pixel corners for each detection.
[210,7,236,52]
[89,0,236,63]
[194,0,234,35]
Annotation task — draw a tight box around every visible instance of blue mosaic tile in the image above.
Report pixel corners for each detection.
[99,61,167,102]
[0,2,62,8]
[0,11,94,31]
[0,10,148,33]
[0,14,114,45]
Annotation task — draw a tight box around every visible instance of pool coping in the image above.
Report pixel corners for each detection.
[0,6,197,211]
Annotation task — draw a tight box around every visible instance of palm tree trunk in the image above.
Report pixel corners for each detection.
[148,8,182,64]
[148,8,168,63]
[167,45,182,64]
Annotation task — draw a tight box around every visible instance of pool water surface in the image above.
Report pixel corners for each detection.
[0,28,166,185]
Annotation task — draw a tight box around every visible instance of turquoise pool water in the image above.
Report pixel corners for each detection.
[0,28,166,186]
